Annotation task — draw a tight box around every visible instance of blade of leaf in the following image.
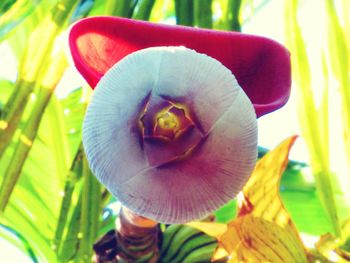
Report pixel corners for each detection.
[53,145,83,253]
[194,0,212,28]
[132,0,156,20]
[284,0,341,237]
[218,136,308,262]
[0,0,38,41]
[5,0,57,59]
[226,0,242,31]
[0,51,68,211]
[325,0,350,175]
[58,191,83,262]
[0,68,86,263]
[104,0,136,17]
[175,0,194,26]
[0,224,38,262]
[0,0,77,159]
[149,0,174,22]
[342,0,350,55]
[186,221,227,239]
[0,79,15,114]
[75,154,101,262]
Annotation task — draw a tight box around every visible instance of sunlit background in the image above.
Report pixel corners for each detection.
[0,0,349,261]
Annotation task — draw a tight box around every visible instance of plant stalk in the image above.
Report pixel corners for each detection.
[0,0,77,159]
[132,0,156,20]
[175,0,194,26]
[226,0,242,31]
[93,206,160,262]
[194,0,212,28]
[0,52,67,211]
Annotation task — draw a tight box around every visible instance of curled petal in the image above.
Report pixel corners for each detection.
[69,16,291,117]
[83,47,257,223]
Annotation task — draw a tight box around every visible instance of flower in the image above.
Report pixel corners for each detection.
[69,17,291,223]
[69,16,291,117]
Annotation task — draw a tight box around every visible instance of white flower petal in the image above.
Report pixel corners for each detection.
[83,46,257,223]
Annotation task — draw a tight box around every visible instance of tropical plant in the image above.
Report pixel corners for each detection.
[0,0,349,262]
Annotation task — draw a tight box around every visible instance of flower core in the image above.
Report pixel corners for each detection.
[155,110,178,139]
[152,105,193,141]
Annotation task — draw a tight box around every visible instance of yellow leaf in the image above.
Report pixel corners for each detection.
[223,216,307,263]
[219,136,308,263]
[186,221,227,239]
[314,233,350,262]
[212,246,229,261]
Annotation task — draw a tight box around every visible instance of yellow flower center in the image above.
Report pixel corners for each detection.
[151,104,193,141]
[156,112,178,131]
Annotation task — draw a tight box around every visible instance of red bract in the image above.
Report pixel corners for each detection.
[69,16,291,117]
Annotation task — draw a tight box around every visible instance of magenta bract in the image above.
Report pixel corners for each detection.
[69,16,291,117]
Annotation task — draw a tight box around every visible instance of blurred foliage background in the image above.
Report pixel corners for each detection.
[0,0,349,262]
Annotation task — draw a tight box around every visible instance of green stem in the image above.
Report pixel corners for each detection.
[105,0,135,17]
[194,0,212,28]
[94,207,160,262]
[0,53,67,212]
[53,145,84,254]
[0,0,14,14]
[325,0,350,174]
[58,191,83,262]
[0,79,34,159]
[0,0,77,159]
[284,0,341,237]
[226,0,242,31]
[133,0,156,20]
[76,154,101,262]
[175,0,194,26]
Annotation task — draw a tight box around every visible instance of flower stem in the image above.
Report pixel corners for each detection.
[0,52,67,212]
[175,0,194,26]
[105,0,134,17]
[194,0,212,29]
[132,0,156,21]
[53,144,84,254]
[76,152,101,262]
[93,207,160,262]
[226,0,242,31]
[0,0,77,159]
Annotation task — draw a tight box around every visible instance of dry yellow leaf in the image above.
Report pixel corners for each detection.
[184,136,309,262]
[186,221,227,239]
[219,135,308,263]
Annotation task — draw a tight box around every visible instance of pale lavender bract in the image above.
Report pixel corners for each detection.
[83,46,258,223]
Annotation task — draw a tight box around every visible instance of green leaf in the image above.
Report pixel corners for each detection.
[0,52,68,211]
[160,224,217,262]
[175,0,194,26]
[53,145,83,253]
[5,0,58,59]
[325,0,350,175]
[0,224,38,262]
[0,83,85,262]
[149,0,175,22]
[133,0,156,20]
[0,0,16,14]
[0,0,77,160]
[75,155,101,262]
[194,0,212,28]
[225,0,242,31]
[0,0,40,41]
[284,0,341,237]
[58,191,83,262]
[0,79,15,113]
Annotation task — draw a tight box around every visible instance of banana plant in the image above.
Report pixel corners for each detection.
[0,1,349,262]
